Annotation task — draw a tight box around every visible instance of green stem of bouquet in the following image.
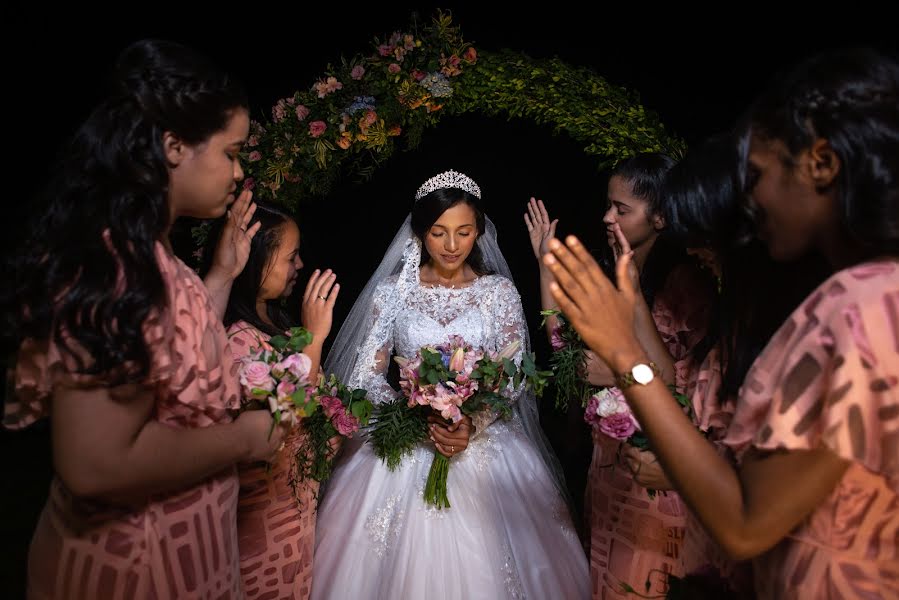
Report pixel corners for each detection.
[424,452,451,509]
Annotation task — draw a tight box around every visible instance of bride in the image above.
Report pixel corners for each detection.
[311,170,590,599]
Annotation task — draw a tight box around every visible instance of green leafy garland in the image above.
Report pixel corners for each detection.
[240,10,685,211]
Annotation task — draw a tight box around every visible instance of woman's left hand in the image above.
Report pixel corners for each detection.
[543,236,644,372]
[209,190,260,279]
[428,414,473,458]
[621,446,675,491]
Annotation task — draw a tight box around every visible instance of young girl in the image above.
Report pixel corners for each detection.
[4,40,284,599]
[545,48,899,599]
[212,201,339,600]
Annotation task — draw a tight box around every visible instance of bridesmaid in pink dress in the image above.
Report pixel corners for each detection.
[543,48,899,599]
[209,201,339,599]
[4,40,286,599]
[525,154,717,599]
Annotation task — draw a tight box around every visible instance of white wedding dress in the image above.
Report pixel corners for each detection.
[311,274,590,600]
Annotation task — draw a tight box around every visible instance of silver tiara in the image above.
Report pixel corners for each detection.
[414,169,481,200]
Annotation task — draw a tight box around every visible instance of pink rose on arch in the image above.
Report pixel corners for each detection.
[388,63,401,74]
[247,135,259,147]
[378,44,392,57]
[242,177,255,191]
[272,101,286,122]
[598,411,637,441]
[463,47,478,63]
[351,65,365,80]
[295,105,310,121]
[411,69,426,81]
[320,395,344,419]
[333,411,359,436]
[309,121,327,138]
[240,361,275,395]
[248,151,262,162]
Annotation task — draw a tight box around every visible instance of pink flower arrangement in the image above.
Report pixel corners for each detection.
[584,387,641,441]
[295,105,310,121]
[235,327,372,487]
[351,65,365,80]
[550,325,566,351]
[309,121,327,138]
[313,76,343,99]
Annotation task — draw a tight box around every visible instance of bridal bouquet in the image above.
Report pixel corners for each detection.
[369,334,551,508]
[237,327,372,488]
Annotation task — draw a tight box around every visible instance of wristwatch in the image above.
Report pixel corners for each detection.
[615,361,661,389]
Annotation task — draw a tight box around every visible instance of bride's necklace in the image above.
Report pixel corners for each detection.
[421,265,475,289]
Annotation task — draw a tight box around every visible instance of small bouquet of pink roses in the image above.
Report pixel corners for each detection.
[584,385,693,498]
[237,327,372,488]
[370,334,551,509]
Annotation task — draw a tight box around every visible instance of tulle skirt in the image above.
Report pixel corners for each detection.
[311,418,590,599]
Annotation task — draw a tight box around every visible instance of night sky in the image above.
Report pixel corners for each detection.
[3,4,896,594]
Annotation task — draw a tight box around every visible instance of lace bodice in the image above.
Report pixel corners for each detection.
[350,274,527,415]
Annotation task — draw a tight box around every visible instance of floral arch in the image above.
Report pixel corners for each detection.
[242,11,685,211]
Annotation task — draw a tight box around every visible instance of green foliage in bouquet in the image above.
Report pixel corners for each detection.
[540,309,595,411]
[367,397,431,470]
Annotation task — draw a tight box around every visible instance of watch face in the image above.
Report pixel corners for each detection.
[632,363,655,385]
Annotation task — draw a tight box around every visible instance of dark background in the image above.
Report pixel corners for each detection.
[3,3,896,595]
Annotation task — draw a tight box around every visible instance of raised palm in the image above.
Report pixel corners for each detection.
[524,197,559,260]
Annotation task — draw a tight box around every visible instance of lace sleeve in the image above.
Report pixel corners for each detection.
[347,280,401,405]
[471,276,528,438]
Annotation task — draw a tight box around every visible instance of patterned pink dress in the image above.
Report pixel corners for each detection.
[723,260,899,599]
[5,244,243,599]
[586,263,716,598]
[228,321,317,600]
[677,347,753,596]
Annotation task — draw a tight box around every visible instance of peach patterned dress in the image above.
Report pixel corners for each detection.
[228,321,318,600]
[585,263,716,598]
[4,244,243,599]
[676,347,754,596]
[724,260,899,599]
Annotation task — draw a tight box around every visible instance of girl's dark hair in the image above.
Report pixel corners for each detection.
[739,47,899,258]
[604,152,682,309]
[664,134,754,251]
[5,39,248,382]
[664,135,829,401]
[411,187,492,275]
[204,201,296,337]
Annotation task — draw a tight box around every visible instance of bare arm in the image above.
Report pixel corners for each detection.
[52,383,284,505]
[544,235,849,559]
[204,191,261,319]
[524,197,560,340]
[300,269,340,382]
[610,223,675,385]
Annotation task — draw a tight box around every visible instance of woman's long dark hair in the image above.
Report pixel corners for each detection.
[411,188,493,275]
[664,135,829,401]
[203,201,296,337]
[4,40,248,382]
[739,47,899,260]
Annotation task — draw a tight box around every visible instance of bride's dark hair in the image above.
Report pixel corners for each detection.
[410,188,492,275]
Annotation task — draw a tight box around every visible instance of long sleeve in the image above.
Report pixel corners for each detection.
[348,281,401,405]
[471,276,528,437]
